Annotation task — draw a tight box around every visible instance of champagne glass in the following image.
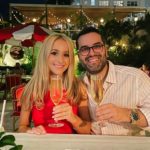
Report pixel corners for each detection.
[48,75,64,127]
[90,75,103,105]
[89,75,104,129]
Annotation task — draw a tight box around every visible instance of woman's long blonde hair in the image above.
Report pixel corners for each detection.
[21,32,86,109]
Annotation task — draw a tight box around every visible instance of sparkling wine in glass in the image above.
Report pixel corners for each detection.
[48,75,64,127]
[90,75,103,105]
[89,74,105,129]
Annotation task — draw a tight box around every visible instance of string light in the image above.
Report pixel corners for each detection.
[11,9,24,24]
[67,18,71,23]
[11,9,41,24]
[12,13,23,24]
[32,18,37,22]
[11,7,100,26]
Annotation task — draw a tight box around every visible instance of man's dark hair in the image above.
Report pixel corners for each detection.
[76,26,105,49]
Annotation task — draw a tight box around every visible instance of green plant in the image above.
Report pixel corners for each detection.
[21,49,33,75]
[0,132,23,150]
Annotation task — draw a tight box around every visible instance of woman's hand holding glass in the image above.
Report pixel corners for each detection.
[52,103,76,123]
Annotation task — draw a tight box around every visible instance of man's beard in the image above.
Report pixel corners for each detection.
[80,56,108,74]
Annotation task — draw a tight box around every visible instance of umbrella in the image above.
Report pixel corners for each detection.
[0,23,52,67]
[0,23,52,46]
[0,24,27,44]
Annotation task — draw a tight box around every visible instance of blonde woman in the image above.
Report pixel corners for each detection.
[18,33,91,135]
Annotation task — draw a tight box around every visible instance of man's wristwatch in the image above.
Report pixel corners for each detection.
[130,109,139,124]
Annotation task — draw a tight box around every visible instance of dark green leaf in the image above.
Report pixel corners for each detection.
[9,145,23,150]
[0,132,5,138]
[0,132,23,149]
[0,135,16,147]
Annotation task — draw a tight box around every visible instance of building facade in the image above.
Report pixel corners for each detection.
[73,0,149,7]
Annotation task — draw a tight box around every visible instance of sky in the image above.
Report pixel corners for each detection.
[0,0,9,20]
[9,0,45,4]
[0,0,47,20]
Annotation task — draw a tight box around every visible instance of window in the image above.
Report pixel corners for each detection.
[113,1,124,6]
[83,0,88,5]
[75,0,80,5]
[99,1,109,6]
[127,1,138,6]
[91,0,96,6]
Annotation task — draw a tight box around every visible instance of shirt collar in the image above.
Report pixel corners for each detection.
[105,61,116,84]
[83,60,116,85]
